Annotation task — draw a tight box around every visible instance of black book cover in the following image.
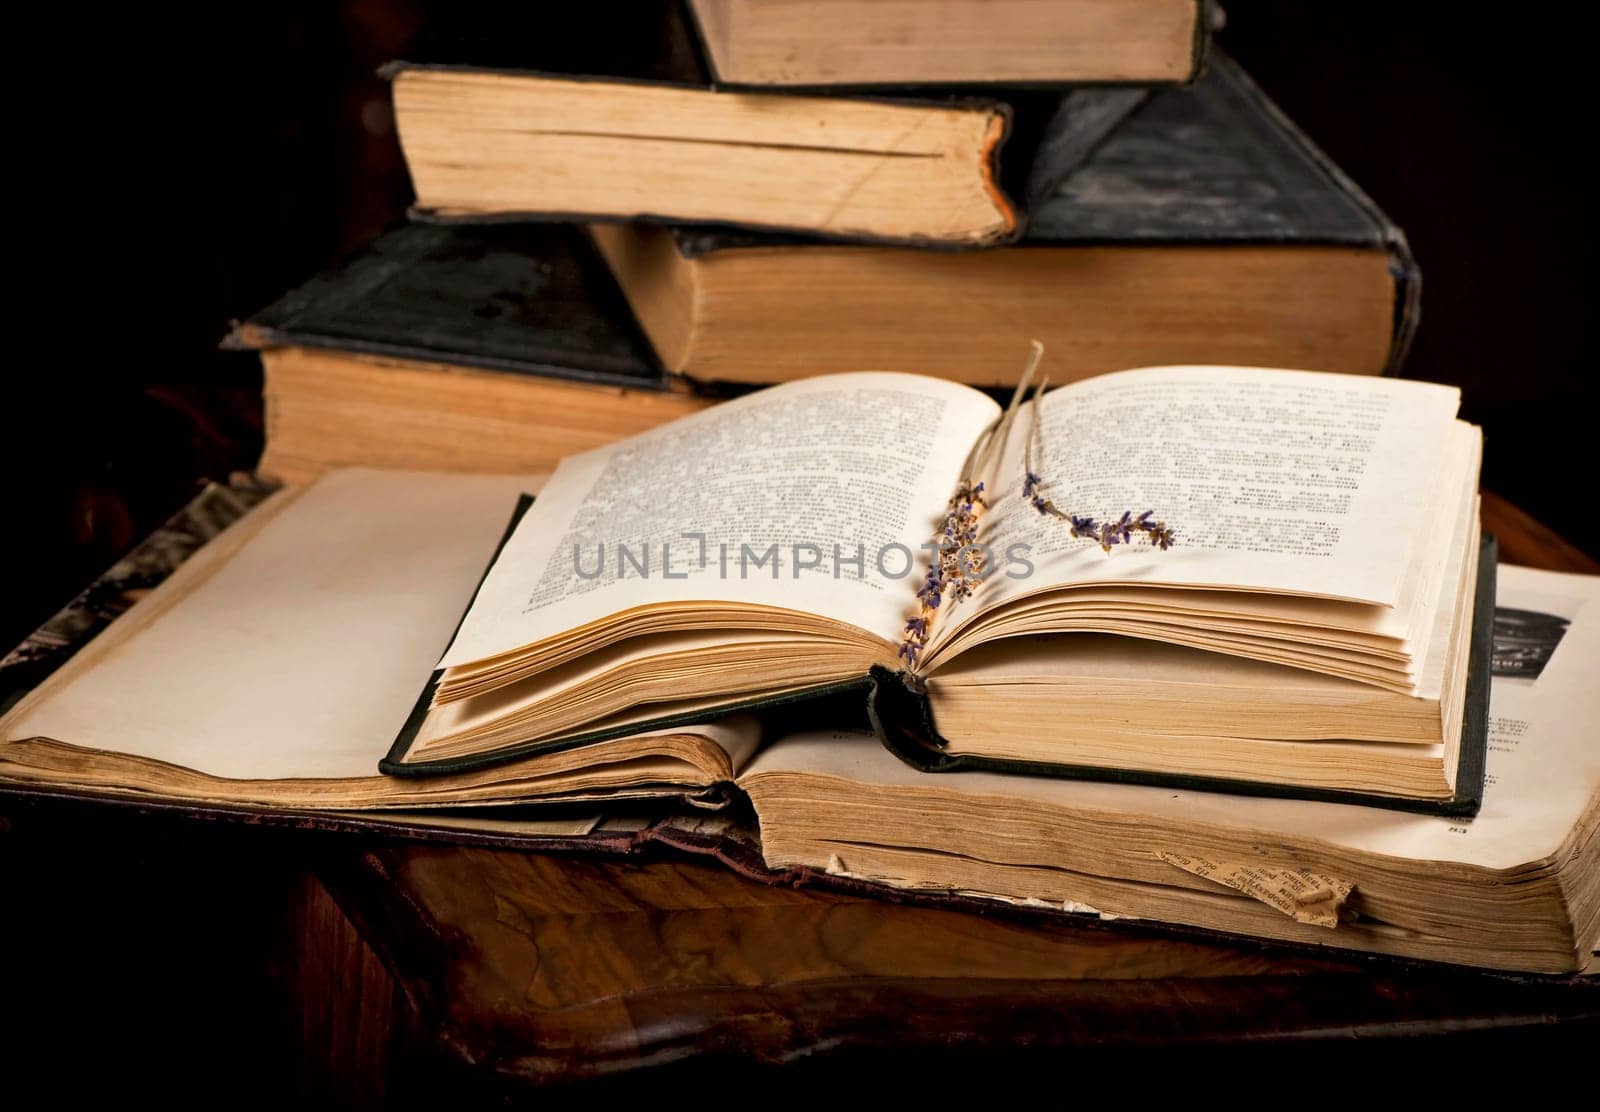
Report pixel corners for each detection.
[229,222,666,390]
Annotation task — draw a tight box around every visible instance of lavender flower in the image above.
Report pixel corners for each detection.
[899,479,989,665]
[1023,395,1175,555]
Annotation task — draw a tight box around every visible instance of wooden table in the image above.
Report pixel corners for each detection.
[277,491,1599,1097]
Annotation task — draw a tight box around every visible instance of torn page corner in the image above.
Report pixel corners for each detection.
[1157,849,1354,929]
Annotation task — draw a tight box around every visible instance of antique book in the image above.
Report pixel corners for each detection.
[0,475,1592,973]
[382,362,1485,809]
[595,53,1417,385]
[228,223,715,486]
[0,471,755,819]
[685,0,1209,87]
[386,2,1130,245]
[737,557,1600,974]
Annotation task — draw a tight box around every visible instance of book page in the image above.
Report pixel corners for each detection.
[747,565,1600,872]
[0,470,752,782]
[924,416,1470,669]
[439,373,1001,667]
[967,367,1461,616]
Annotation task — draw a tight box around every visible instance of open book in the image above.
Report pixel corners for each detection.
[0,473,760,829]
[393,365,1488,810]
[0,473,1591,973]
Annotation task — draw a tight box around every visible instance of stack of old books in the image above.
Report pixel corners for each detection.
[229,1,1415,483]
[5,1,1598,976]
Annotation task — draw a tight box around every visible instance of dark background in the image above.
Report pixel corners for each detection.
[4,2,1594,1096]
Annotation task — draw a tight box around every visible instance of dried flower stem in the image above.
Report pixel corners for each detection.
[1022,375,1176,552]
[898,478,989,666]
[898,344,1048,668]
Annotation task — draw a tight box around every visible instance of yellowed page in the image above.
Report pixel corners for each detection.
[0,469,759,781]
[439,373,1002,667]
[968,366,1461,613]
[1395,425,1481,694]
[411,628,855,756]
[748,564,1600,872]
[927,429,1478,695]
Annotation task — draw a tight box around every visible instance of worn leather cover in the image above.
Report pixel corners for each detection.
[228,223,666,389]
[672,52,1420,375]
[871,535,1498,818]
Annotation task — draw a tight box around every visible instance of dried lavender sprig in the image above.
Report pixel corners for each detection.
[1022,375,1176,553]
[899,479,987,665]
[898,342,1052,670]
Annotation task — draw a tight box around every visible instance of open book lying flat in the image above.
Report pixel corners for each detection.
[0,473,760,824]
[0,475,1592,973]
[387,365,1490,811]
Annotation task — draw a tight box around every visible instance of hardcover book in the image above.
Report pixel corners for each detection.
[384,364,1489,812]
[235,222,663,390]
[684,0,1212,88]
[386,2,1137,245]
[595,53,1418,385]
[229,223,715,485]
